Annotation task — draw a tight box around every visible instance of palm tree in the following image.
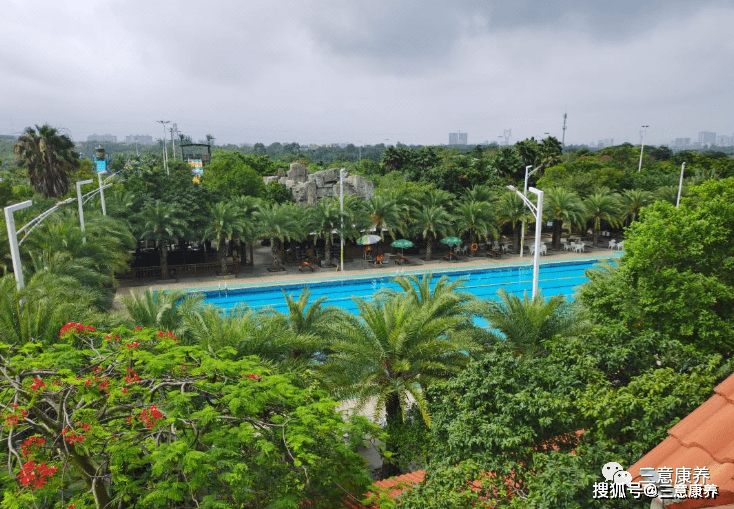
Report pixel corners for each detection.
[202,201,247,274]
[412,205,453,261]
[621,189,654,225]
[254,203,304,269]
[543,187,585,249]
[456,200,498,253]
[308,199,341,267]
[584,191,622,246]
[320,284,478,476]
[138,201,189,279]
[419,188,454,210]
[280,288,347,339]
[232,195,260,265]
[366,195,403,241]
[462,184,494,204]
[498,191,531,253]
[13,124,80,198]
[121,289,203,336]
[479,289,586,357]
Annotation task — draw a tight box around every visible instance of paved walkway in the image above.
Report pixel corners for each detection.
[115,241,623,299]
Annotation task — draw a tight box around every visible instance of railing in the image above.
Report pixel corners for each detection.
[116,260,244,280]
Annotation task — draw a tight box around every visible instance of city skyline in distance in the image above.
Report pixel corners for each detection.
[2,1,733,148]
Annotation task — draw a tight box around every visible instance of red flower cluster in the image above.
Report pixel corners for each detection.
[30,377,45,391]
[124,369,140,385]
[62,423,92,444]
[125,341,141,349]
[246,374,262,381]
[17,461,57,490]
[105,334,122,341]
[157,331,179,343]
[4,405,28,428]
[139,405,165,429]
[20,436,46,458]
[58,322,95,337]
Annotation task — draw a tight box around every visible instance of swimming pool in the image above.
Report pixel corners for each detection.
[199,259,610,315]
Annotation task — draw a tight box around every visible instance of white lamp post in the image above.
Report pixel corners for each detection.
[4,200,33,291]
[507,185,544,300]
[340,169,348,272]
[637,125,649,172]
[156,120,170,175]
[676,162,686,208]
[76,179,94,241]
[519,165,539,258]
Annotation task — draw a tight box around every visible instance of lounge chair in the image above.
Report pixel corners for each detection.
[298,261,316,272]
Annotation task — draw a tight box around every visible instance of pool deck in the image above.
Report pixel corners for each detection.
[115,242,623,299]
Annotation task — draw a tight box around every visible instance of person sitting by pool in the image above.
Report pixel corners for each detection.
[375,254,385,266]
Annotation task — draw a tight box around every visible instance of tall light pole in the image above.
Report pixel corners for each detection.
[4,201,33,291]
[676,162,686,208]
[519,165,539,258]
[637,125,649,172]
[507,185,544,300]
[76,179,94,242]
[156,120,170,175]
[340,169,348,272]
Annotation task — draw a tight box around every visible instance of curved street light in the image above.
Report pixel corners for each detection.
[507,185,544,300]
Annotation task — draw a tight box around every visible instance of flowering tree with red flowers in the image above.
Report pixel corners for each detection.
[1,323,377,508]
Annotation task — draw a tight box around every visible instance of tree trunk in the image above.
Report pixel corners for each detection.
[513,223,521,253]
[219,237,228,274]
[249,241,254,266]
[381,393,403,479]
[425,234,433,261]
[324,234,333,266]
[552,220,562,250]
[470,229,476,256]
[159,240,169,279]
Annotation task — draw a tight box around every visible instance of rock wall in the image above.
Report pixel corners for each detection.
[263,163,374,206]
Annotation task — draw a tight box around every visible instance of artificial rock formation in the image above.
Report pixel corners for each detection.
[263,163,374,206]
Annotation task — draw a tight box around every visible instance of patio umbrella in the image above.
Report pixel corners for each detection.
[440,236,462,254]
[390,238,414,255]
[356,234,381,246]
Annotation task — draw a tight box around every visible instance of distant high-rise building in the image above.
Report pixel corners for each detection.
[674,138,691,147]
[716,135,730,146]
[448,132,468,145]
[125,134,154,145]
[698,131,717,146]
[88,134,117,143]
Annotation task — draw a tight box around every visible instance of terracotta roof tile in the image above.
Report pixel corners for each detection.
[629,373,734,508]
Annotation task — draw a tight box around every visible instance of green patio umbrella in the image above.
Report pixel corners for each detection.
[390,238,414,255]
[440,236,462,255]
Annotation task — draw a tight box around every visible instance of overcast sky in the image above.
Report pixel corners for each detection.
[1,0,733,147]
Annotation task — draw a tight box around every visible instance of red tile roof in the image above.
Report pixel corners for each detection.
[629,373,734,508]
[339,471,426,509]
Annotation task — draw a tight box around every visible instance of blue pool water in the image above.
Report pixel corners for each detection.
[198,259,609,315]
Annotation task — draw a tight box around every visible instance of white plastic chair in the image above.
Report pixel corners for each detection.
[614,241,624,251]
[573,242,585,253]
[608,239,617,249]
[540,244,547,256]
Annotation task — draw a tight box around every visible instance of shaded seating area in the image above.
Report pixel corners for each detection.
[393,255,410,265]
[298,260,317,272]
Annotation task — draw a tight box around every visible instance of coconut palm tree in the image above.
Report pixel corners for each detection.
[320,286,478,476]
[455,200,498,253]
[202,201,247,274]
[366,195,403,240]
[479,289,587,357]
[121,289,203,336]
[462,184,494,204]
[308,199,341,267]
[138,201,189,279]
[255,202,304,269]
[232,195,261,265]
[13,124,80,198]
[621,189,654,225]
[543,187,586,249]
[412,204,453,261]
[584,191,622,246]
